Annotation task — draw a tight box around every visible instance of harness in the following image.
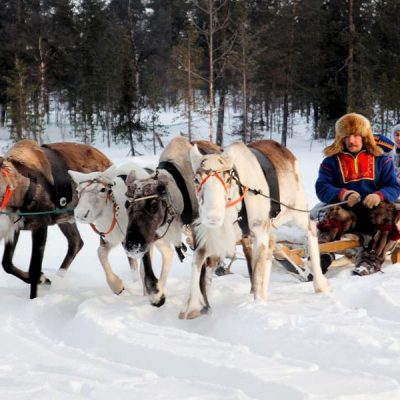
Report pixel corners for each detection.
[77,178,119,238]
[195,167,250,235]
[0,148,75,217]
[249,147,281,218]
[158,161,195,224]
[41,145,73,208]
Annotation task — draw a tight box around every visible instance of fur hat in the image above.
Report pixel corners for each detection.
[392,123,400,136]
[324,113,383,157]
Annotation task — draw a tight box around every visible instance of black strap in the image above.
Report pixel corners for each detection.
[41,146,73,208]
[157,161,195,224]
[249,147,281,218]
[117,174,128,183]
[236,182,250,236]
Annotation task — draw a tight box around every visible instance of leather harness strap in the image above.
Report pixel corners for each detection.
[41,146,73,208]
[157,161,195,224]
[249,147,281,218]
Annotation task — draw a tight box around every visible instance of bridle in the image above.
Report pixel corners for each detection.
[125,179,177,240]
[195,167,248,209]
[77,179,119,237]
[0,168,13,211]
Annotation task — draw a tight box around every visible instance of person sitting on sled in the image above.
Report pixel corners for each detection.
[315,112,400,276]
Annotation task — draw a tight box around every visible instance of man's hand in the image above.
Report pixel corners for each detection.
[363,193,381,208]
[345,191,361,207]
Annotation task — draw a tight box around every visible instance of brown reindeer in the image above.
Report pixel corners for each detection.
[0,140,111,298]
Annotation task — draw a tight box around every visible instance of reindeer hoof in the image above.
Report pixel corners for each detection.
[187,310,201,319]
[39,273,51,285]
[151,294,166,308]
[178,311,186,319]
[116,287,124,295]
[215,266,232,276]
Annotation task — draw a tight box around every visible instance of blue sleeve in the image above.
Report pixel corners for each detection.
[377,156,400,201]
[315,158,343,203]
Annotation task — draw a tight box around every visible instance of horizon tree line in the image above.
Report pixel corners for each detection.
[0,0,399,153]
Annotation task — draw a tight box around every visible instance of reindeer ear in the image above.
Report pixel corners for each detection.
[126,170,137,188]
[68,170,89,184]
[190,144,203,172]
[102,164,117,180]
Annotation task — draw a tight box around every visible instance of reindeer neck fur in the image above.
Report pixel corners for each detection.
[194,174,243,259]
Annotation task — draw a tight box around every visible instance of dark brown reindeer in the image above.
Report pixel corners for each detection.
[0,139,111,298]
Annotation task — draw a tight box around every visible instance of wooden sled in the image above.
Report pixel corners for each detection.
[274,236,400,281]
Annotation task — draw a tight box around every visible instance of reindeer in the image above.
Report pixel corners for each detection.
[69,163,174,306]
[122,138,253,309]
[179,140,330,319]
[0,139,111,298]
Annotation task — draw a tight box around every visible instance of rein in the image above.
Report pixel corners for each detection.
[196,167,311,213]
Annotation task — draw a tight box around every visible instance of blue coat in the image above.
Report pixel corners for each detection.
[315,150,400,204]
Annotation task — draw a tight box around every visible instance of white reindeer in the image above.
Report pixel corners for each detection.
[69,163,174,307]
[179,140,330,319]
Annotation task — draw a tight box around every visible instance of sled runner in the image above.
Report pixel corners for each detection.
[273,237,400,281]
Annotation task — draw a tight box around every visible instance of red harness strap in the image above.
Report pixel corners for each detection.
[196,170,247,208]
[89,193,118,237]
[0,169,13,211]
[90,202,118,237]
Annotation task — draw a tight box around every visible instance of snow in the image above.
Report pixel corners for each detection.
[1,121,400,400]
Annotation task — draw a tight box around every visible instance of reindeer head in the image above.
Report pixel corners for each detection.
[124,172,170,257]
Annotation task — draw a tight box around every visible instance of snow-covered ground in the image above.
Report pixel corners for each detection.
[1,119,400,400]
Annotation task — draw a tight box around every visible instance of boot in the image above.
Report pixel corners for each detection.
[353,249,383,276]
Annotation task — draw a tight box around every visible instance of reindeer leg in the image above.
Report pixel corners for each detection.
[252,225,271,301]
[56,223,84,277]
[154,239,174,300]
[308,219,330,293]
[98,239,124,294]
[29,227,48,299]
[142,251,165,307]
[199,256,218,314]
[241,236,253,293]
[127,256,139,282]
[179,248,208,319]
[2,231,31,284]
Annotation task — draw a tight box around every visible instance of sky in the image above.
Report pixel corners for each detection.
[0,114,400,400]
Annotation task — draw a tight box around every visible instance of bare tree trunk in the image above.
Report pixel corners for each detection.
[216,90,225,146]
[38,36,47,145]
[187,38,193,141]
[347,0,355,112]
[281,1,296,147]
[208,0,215,143]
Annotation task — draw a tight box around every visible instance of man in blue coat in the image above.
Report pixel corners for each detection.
[315,112,400,275]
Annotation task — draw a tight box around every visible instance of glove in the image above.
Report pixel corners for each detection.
[344,191,361,207]
[363,193,381,208]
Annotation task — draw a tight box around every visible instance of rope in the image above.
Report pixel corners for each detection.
[0,208,74,216]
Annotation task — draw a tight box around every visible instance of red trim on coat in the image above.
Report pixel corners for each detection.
[337,151,375,183]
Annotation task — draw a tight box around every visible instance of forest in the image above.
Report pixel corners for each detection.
[1,0,400,153]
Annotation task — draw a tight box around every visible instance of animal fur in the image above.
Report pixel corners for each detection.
[317,205,357,243]
[0,139,111,299]
[182,139,330,319]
